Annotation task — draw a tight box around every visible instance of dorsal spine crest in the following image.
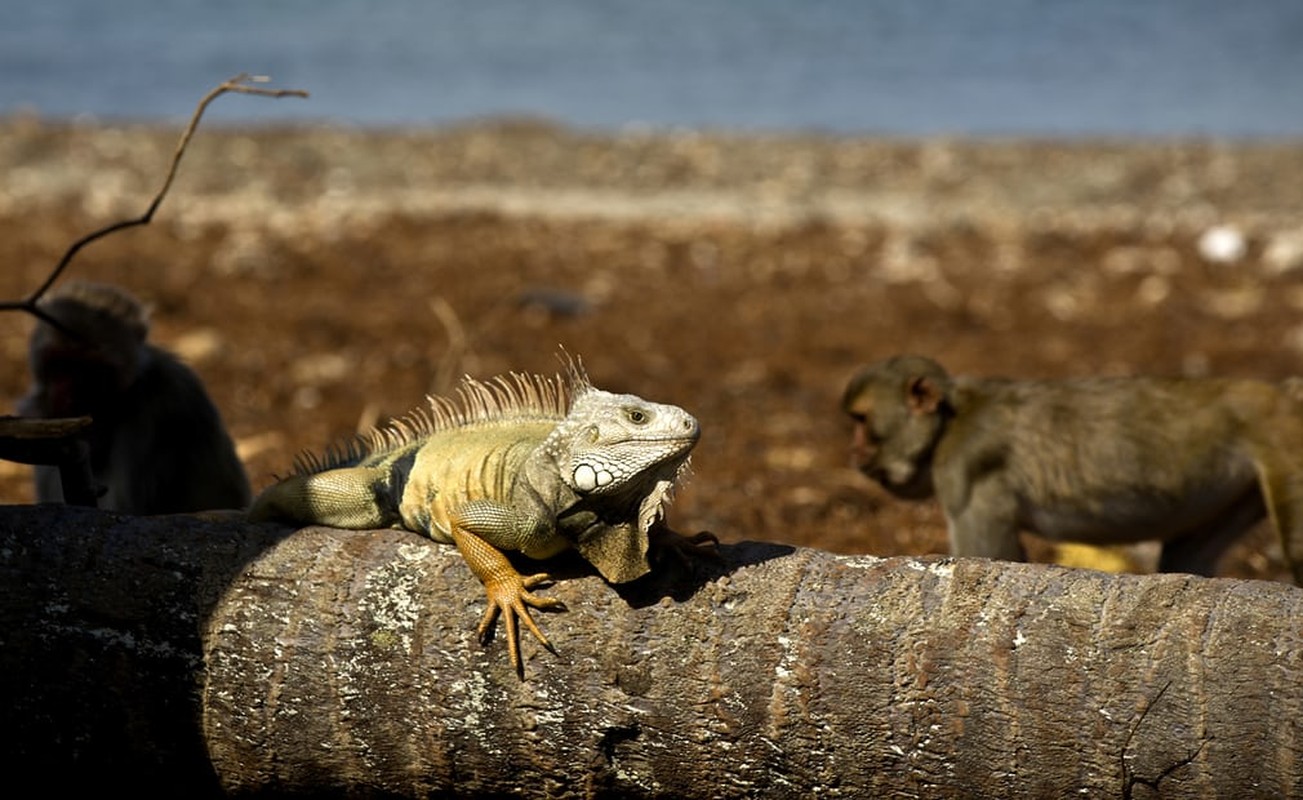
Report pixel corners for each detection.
[290,367,590,476]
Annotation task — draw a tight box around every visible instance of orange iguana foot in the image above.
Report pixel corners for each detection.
[453,525,568,677]
[475,569,566,677]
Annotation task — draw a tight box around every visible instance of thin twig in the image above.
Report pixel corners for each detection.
[430,295,474,395]
[0,73,309,331]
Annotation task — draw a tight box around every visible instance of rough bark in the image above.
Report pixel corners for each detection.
[0,504,1299,798]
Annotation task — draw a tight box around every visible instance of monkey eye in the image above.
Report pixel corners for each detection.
[625,407,649,424]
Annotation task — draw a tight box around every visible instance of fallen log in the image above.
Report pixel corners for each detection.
[0,504,1298,798]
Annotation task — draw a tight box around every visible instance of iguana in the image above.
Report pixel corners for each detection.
[248,360,704,676]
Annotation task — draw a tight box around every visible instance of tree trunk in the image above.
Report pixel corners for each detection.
[0,504,1299,798]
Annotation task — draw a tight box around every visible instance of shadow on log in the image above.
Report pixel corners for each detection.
[0,503,1300,798]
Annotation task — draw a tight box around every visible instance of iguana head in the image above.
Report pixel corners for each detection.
[544,384,700,583]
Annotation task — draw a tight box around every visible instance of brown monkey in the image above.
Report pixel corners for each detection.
[17,281,251,513]
[841,354,1303,584]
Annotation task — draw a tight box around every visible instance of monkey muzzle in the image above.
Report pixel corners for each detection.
[868,458,935,500]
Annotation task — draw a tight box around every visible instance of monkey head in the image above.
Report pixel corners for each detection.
[23,282,150,418]
[841,355,952,500]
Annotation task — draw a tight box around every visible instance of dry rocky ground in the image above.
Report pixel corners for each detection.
[2,117,1303,582]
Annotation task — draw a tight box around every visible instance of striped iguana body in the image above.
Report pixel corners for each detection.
[248,363,700,675]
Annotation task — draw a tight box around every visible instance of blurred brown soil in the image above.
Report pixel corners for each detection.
[3,117,1303,582]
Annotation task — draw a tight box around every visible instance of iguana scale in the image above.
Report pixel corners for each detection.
[248,361,701,676]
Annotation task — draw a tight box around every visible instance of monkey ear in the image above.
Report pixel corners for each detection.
[906,376,945,414]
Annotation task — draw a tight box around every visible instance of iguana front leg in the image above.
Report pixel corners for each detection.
[649,520,721,569]
[448,505,567,677]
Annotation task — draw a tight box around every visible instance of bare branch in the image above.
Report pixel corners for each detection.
[0,416,97,506]
[0,73,309,330]
[430,295,474,394]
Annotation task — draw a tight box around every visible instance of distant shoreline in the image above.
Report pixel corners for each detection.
[2,117,1300,234]
[11,109,1303,141]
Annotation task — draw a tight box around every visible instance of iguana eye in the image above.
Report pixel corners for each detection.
[626,408,648,424]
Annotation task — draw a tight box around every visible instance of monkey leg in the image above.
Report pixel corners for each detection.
[1254,461,1303,586]
[1157,490,1264,578]
[944,483,1027,563]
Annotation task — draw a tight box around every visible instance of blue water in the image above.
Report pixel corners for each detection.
[1,0,1301,137]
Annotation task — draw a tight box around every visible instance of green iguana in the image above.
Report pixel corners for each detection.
[248,360,703,676]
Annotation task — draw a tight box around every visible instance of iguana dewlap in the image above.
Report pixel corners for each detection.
[248,363,699,676]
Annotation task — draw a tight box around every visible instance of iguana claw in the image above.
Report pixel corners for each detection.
[650,524,722,569]
[476,571,566,677]
[452,526,567,677]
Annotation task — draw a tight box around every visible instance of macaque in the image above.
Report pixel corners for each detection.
[18,281,251,513]
[841,354,1303,584]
